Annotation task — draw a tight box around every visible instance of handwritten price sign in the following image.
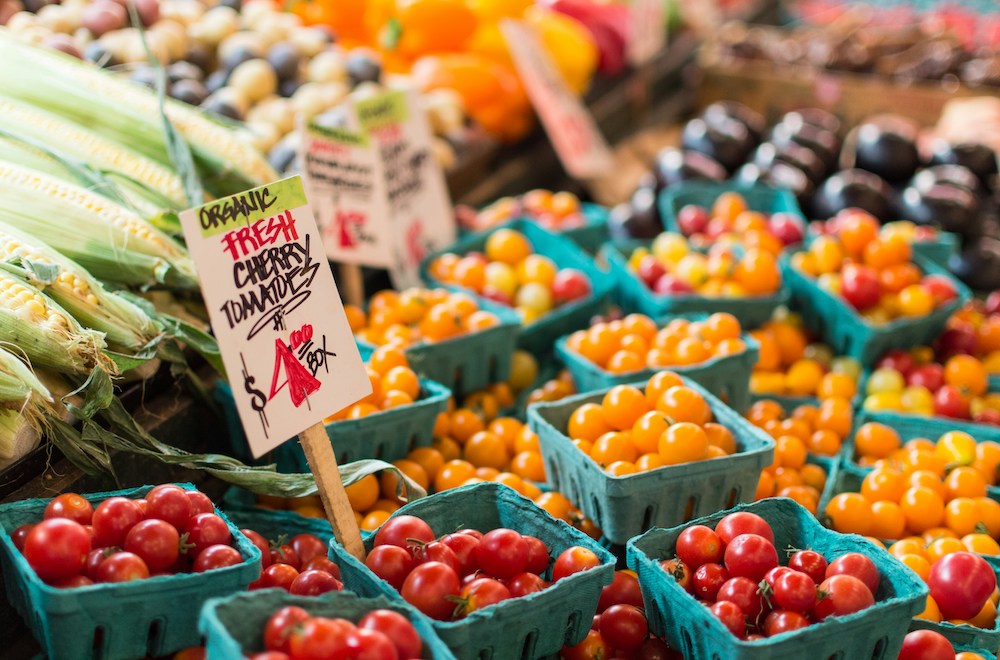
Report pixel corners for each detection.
[501,20,613,180]
[180,176,370,458]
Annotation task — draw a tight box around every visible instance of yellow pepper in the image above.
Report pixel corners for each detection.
[522,6,598,95]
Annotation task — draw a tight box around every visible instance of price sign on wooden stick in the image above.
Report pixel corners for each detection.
[179,176,371,559]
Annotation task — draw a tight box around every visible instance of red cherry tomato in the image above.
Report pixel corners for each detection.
[186,513,232,555]
[289,569,341,596]
[96,552,149,583]
[193,544,242,573]
[788,550,827,585]
[676,525,724,569]
[184,490,215,516]
[597,570,644,612]
[264,606,310,653]
[400,561,461,620]
[11,523,33,552]
[561,629,611,660]
[552,546,600,581]
[522,535,550,575]
[301,556,340,579]
[365,544,415,590]
[145,485,193,531]
[456,577,511,617]
[44,493,93,525]
[257,563,299,591]
[660,558,691,592]
[505,571,547,597]
[345,628,397,660]
[358,609,423,659]
[814,575,874,620]
[826,552,879,596]
[411,540,461,575]
[440,532,480,576]
[124,519,180,572]
[287,617,354,660]
[897,629,955,660]
[715,512,775,545]
[51,574,94,589]
[475,529,528,579]
[373,515,435,549]
[717,576,768,623]
[762,610,809,637]
[763,566,792,591]
[723,534,778,582]
[710,600,745,638]
[91,497,143,548]
[290,534,327,565]
[599,604,648,651]
[270,543,300,570]
[693,563,730,602]
[772,570,817,614]
[240,529,272,569]
[928,551,996,620]
[23,518,91,582]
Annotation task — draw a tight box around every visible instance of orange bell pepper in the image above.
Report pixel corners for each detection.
[382,0,479,58]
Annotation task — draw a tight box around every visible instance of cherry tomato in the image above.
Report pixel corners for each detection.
[597,570,644,612]
[552,546,600,581]
[44,493,93,525]
[599,604,648,651]
[301,556,340,579]
[288,617,353,660]
[505,571,547,597]
[717,576,768,623]
[456,577,511,617]
[264,606,310,653]
[289,569,341,596]
[440,532,480,576]
[123,519,179,572]
[788,550,827,585]
[632,637,682,660]
[365,545,415,590]
[715,512,775,545]
[660,558,691,592]
[522,535,550,575]
[476,529,528,579]
[897,630,955,660]
[561,629,611,660]
[772,570,816,614]
[51,574,94,589]
[85,547,114,580]
[193,544,242,572]
[270,543,300,570]
[24,518,91,582]
[813,575,874,620]
[723,534,778,582]
[289,534,327,566]
[359,609,423,659]
[96,552,149,582]
[693,563,730,602]
[458,529,484,540]
[241,529,272,569]
[676,525,724,569]
[185,490,215,516]
[762,566,792,591]
[928,551,996,620]
[146,485,193,531]
[247,653,288,660]
[826,553,879,596]
[257,563,299,591]
[400,561,461,620]
[186,513,232,555]
[345,628,397,660]
[411,540,461,575]
[710,600,745,638]
[91,497,143,548]
[11,523,33,552]
[373,515,435,549]
[762,610,809,637]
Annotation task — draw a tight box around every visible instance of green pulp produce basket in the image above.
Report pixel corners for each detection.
[200,589,455,659]
[357,296,521,398]
[783,252,970,367]
[911,232,960,270]
[526,375,775,545]
[601,240,790,328]
[555,316,759,413]
[0,483,261,660]
[626,498,928,660]
[420,219,614,358]
[558,202,610,254]
[328,482,616,660]
[215,373,450,471]
[659,181,805,238]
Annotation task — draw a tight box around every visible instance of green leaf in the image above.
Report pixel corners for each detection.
[380,18,403,51]
[22,259,59,285]
[104,348,156,373]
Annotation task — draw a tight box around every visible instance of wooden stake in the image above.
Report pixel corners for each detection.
[339,263,365,307]
[298,422,366,560]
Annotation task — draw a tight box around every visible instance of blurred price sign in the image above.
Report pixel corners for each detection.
[501,19,613,180]
[628,0,667,65]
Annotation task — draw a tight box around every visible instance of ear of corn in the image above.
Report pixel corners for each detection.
[0,345,54,431]
[0,410,39,463]
[0,99,187,209]
[0,218,161,351]
[0,29,278,197]
[0,269,111,376]
[0,161,197,289]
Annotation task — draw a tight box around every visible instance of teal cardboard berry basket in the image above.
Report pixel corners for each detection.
[658,180,805,239]
[526,375,775,545]
[0,483,260,660]
[554,314,759,412]
[782,251,971,367]
[420,219,614,358]
[328,482,616,660]
[459,202,609,255]
[911,232,960,270]
[626,498,928,660]
[200,589,455,659]
[601,239,790,328]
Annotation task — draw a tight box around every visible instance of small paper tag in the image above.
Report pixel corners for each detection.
[501,19,614,180]
[179,176,371,457]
